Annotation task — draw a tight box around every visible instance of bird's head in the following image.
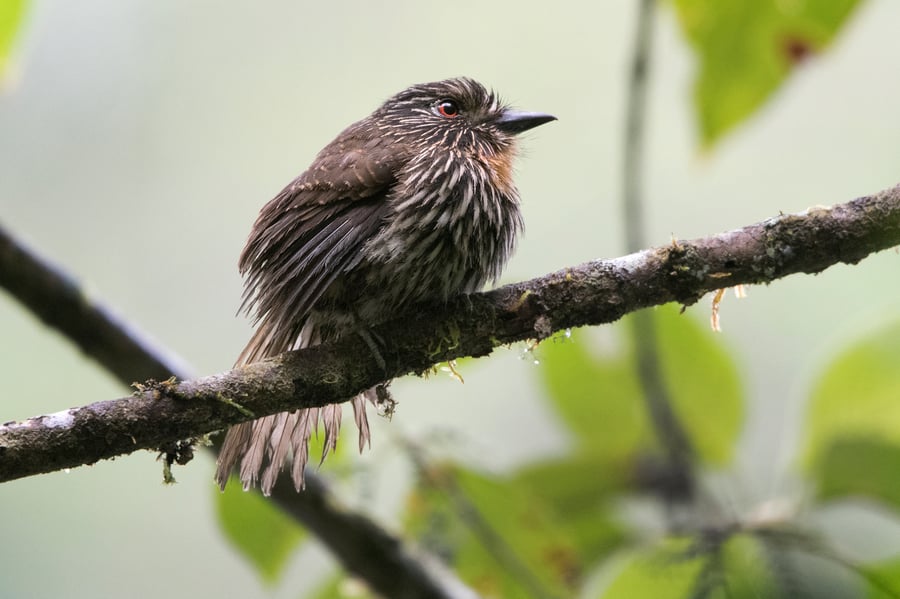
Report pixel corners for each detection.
[374,77,556,154]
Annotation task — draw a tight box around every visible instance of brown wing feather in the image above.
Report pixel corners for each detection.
[236,124,402,360]
[217,124,400,492]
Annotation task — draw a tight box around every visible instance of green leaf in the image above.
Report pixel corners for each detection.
[669,0,863,147]
[655,306,743,466]
[600,533,782,598]
[306,574,374,599]
[513,453,627,561]
[0,0,26,82]
[863,558,900,599]
[802,320,900,493]
[539,305,743,466]
[404,464,594,598]
[718,534,781,598]
[813,438,900,509]
[214,481,305,584]
[538,328,645,460]
[599,537,704,599]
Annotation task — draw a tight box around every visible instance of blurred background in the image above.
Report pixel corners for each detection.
[1,0,899,597]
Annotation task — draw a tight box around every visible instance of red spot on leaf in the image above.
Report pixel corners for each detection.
[781,34,815,65]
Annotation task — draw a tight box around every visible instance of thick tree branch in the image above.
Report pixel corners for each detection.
[2,183,899,484]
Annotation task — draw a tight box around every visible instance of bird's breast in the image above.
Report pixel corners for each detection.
[361,152,523,309]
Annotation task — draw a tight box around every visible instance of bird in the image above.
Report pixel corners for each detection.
[215,77,555,494]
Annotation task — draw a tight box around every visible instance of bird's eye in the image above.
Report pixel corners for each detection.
[435,100,460,118]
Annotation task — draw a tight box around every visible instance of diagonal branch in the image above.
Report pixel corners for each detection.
[2,183,900,485]
[0,224,478,599]
[0,227,191,384]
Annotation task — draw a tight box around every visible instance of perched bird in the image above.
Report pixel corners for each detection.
[215,77,555,494]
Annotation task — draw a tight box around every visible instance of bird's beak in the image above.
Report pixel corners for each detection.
[494,110,557,134]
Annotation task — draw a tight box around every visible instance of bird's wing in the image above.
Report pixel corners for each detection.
[235,132,401,364]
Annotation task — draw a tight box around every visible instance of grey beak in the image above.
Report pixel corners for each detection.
[494,110,557,134]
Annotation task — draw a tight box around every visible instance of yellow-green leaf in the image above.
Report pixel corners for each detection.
[539,305,743,466]
[669,0,863,147]
[0,0,26,82]
[513,453,627,560]
[864,558,900,599]
[215,481,305,584]
[404,464,590,598]
[307,574,375,599]
[655,306,743,465]
[600,533,780,598]
[813,438,900,509]
[802,320,900,470]
[538,329,645,461]
[600,537,704,599]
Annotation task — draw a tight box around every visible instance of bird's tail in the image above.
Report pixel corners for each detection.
[214,323,375,495]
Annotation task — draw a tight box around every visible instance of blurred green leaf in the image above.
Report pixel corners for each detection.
[599,537,703,598]
[601,533,780,598]
[669,0,863,147]
[655,306,743,465]
[513,453,627,560]
[802,320,900,488]
[215,481,305,584]
[719,533,781,597]
[307,574,374,599]
[539,305,742,466]
[814,438,900,509]
[405,464,598,598]
[0,0,26,82]
[864,558,900,599]
[513,452,628,513]
[538,329,645,460]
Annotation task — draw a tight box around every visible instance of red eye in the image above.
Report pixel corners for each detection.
[436,100,460,118]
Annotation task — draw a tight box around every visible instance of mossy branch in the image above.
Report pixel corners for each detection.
[2,183,900,483]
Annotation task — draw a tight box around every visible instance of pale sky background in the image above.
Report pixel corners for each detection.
[1,1,899,597]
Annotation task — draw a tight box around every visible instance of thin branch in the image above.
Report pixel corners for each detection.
[622,0,697,505]
[0,224,478,599]
[2,184,900,484]
[407,445,561,599]
[0,226,191,383]
[271,475,480,599]
[623,0,655,254]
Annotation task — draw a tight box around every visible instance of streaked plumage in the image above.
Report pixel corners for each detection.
[216,77,554,494]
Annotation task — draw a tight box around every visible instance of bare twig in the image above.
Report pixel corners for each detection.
[622,0,697,506]
[2,184,900,484]
[623,0,656,253]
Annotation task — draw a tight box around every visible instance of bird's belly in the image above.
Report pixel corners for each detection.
[309,224,497,334]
